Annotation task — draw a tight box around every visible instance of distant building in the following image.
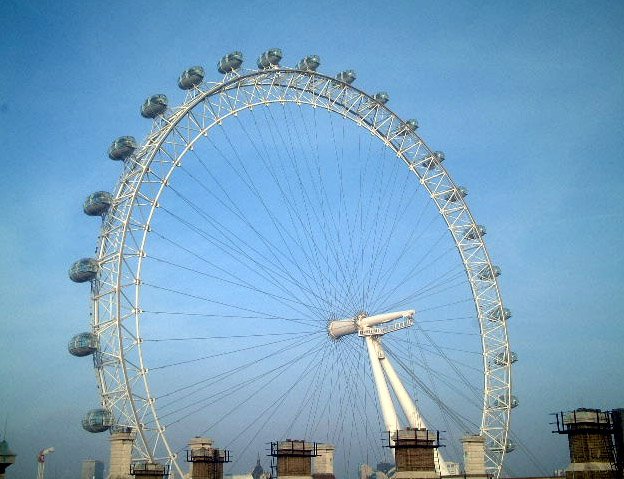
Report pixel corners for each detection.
[360,463,374,479]
[252,454,265,479]
[360,462,395,479]
[81,459,104,479]
[224,452,269,479]
[0,439,17,478]
[225,474,253,479]
[445,462,460,475]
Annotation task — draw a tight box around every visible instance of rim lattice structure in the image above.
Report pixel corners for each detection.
[90,63,512,478]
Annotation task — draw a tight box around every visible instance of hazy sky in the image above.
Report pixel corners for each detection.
[1,1,623,478]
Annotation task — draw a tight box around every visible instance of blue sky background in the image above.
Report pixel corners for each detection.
[1,1,623,478]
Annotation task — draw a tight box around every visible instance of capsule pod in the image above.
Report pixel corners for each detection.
[491,441,515,453]
[373,92,390,104]
[463,224,486,241]
[477,264,501,280]
[493,351,518,366]
[296,55,320,71]
[83,191,113,217]
[444,186,468,202]
[395,119,419,136]
[82,409,114,433]
[178,66,205,90]
[422,150,445,169]
[69,258,99,283]
[336,70,356,84]
[140,94,168,119]
[68,332,98,357]
[493,394,519,409]
[217,51,243,74]
[108,136,137,161]
[488,306,512,322]
[257,48,282,69]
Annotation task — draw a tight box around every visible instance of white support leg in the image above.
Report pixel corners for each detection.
[332,310,451,474]
[379,349,450,477]
[365,336,401,436]
[379,353,425,429]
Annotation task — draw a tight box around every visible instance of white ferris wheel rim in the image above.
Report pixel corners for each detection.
[90,65,512,478]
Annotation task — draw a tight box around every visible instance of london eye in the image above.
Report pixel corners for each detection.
[68,49,515,479]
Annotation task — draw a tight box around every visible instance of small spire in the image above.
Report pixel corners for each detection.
[252,452,264,479]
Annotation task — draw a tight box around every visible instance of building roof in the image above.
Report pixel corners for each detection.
[0,440,16,460]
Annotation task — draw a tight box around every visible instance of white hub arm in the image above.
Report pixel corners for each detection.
[329,310,415,339]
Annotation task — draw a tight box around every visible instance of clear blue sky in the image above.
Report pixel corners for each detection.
[1,1,623,478]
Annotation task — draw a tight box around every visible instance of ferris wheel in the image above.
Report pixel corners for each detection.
[68,49,516,479]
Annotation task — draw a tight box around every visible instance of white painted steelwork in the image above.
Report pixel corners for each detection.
[36,447,54,479]
[82,54,513,478]
[365,336,401,435]
[346,309,450,476]
[328,310,414,339]
[380,345,450,476]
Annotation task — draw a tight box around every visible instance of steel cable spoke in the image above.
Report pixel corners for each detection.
[88,67,511,478]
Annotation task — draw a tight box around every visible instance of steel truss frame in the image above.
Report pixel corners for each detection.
[91,66,513,478]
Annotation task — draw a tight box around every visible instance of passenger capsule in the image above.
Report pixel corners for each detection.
[68,332,98,357]
[69,258,98,283]
[444,186,468,202]
[82,409,114,433]
[296,55,321,71]
[83,191,113,217]
[257,48,282,69]
[493,351,518,366]
[373,92,390,104]
[494,395,519,409]
[396,119,419,136]
[140,94,168,119]
[336,70,356,84]
[178,66,205,90]
[488,307,512,322]
[108,136,138,161]
[217,51,243,74]
[491,441,515,453]
[464,224,486,240]
[477,265,501,280]
[422,150,445,169]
